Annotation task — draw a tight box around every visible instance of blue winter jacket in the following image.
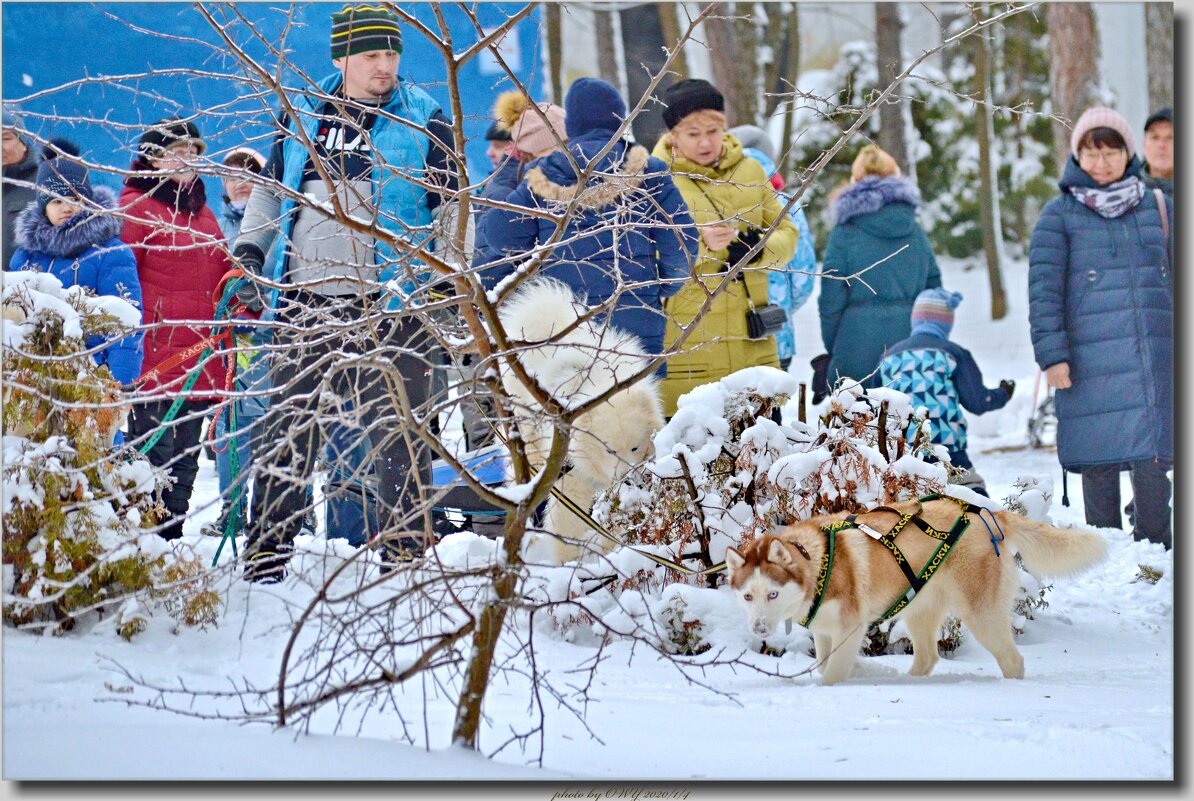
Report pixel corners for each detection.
[219,202,247,242]
[266,72,443,312]
[818,176,941,389]
[9,186,144,384]
[469,154,525,269]
[475,131,699,360]
[741,148,817,366]
[880,330,1010,469]
[1028,156,1173,469]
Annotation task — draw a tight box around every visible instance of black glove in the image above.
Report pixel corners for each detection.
[232,242,265,275]
[724,226,766,267]
[999,379,1015,398]
[235,279,266,313]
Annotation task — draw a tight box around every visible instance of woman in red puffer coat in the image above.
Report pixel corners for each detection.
[121,116,230,540]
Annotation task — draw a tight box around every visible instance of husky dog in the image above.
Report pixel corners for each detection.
[725,498,1107,684]
[498,279,664,563]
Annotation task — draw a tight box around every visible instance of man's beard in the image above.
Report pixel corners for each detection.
[365,76,396,98]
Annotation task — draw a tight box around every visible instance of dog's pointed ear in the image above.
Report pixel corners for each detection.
[725,546,745,573]
[768,538,793,566]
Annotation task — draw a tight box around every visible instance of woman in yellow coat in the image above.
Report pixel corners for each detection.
[652,79,798,415]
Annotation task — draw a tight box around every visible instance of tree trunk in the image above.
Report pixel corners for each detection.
[619,3,671,150]
[697,3,735,125]
[972,7,1008,320]
[656,2,690,81]
[704,3,758,127]
[733,4,762,126]
[1045,3,1101,172]
[777,3,801,178]
[1145,3,1173,112]
[451,509,530,748]
[545,2,564,103]
[593,8,621,88]
[875,3,913,177]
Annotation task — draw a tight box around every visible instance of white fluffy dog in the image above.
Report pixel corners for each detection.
[497,279,664,563]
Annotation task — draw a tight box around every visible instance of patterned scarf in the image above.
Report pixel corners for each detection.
[1068,175,1146,219]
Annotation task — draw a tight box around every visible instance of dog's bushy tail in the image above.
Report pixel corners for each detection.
[996,512,1108,577]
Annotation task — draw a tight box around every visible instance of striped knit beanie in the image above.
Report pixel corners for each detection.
[1070,107,1135,157]
[910,288,963,337]
[330,4,403,59]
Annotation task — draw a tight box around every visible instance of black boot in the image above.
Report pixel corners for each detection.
[242,538,292,584]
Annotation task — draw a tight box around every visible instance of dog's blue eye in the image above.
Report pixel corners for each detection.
[768,591,778,600]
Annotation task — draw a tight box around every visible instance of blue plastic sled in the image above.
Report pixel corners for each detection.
[325,442,509,545]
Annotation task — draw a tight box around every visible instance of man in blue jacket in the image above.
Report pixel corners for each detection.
[879,288,1014,496]
[231,4,457,581]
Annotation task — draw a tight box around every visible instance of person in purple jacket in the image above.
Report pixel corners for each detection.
[879,288,1015,496]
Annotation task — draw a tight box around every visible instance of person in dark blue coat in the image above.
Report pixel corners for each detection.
[9,158,143,386]
[880,288,1014,496]
[470,90,567,274]
[475,77,699,368]
[1028,106,1173,549]
[818,145,941,390]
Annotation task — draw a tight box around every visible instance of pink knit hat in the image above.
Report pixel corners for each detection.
[1070,106,1135,157]
[511,102,567,156]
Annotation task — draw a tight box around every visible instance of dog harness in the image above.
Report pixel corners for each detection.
[799,494,978,629]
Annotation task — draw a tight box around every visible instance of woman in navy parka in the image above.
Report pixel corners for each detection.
[1028,107,1173,548]
[476,77,698,368]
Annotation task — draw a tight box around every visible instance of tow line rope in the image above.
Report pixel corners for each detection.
[131,270,251,567]
[480,416,726,577]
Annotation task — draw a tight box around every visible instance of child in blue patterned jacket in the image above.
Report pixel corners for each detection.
[879,288,1015,496]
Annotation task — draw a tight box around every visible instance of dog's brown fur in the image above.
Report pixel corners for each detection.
[726,499,1107,684]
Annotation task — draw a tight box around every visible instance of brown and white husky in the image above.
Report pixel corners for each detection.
[725,498,1107,685]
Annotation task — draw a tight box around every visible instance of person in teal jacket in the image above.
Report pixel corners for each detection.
[818,144,941,390]
[738,144,818,371]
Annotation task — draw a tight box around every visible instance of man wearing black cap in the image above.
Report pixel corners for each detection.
[484,120,512,170]
[231,3,458,581]
[1142,107,1173,196]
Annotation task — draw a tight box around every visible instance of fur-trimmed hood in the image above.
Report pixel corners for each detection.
[830,175,921,231]
[13,185,122,258]
[523,132,652,209]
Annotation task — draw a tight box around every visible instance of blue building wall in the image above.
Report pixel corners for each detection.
[2,2,543,212]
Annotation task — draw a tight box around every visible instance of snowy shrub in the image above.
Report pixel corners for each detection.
[863,616,963,658]
[596,371,945,588]
[657,593,711,656]
[1134,565,1163,586]
[1,273,219,636]
[1003,474,1055,522]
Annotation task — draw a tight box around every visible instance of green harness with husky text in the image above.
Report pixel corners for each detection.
[799,494,973,629]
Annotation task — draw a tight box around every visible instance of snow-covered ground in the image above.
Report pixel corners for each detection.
[2,256,1175,781]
